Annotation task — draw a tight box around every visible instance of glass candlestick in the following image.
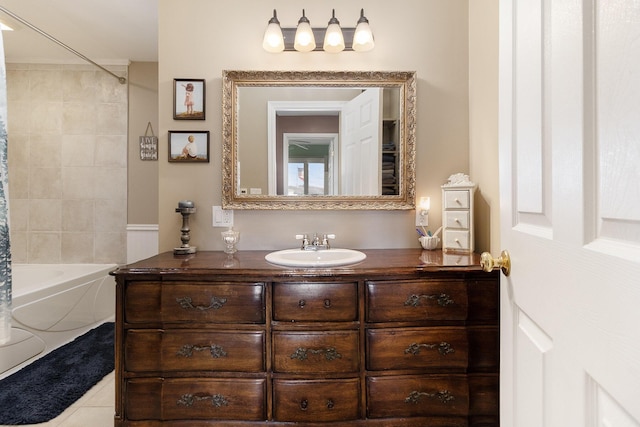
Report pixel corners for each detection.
[221,229,240,254]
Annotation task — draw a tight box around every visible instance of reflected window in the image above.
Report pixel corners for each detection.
[287,159,327,195]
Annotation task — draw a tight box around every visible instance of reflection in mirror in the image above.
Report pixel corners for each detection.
[222,70,416,210]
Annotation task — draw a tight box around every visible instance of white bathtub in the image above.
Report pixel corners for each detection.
[0,263,117,379]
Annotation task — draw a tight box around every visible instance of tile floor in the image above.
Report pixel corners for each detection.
[0,370,115,427]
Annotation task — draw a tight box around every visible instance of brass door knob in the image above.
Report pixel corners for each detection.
[480,250,511,276]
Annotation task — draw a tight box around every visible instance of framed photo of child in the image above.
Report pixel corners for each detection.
[173,79,205,120]
[168,131,210,163]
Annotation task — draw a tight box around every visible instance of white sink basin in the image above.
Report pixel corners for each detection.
[265,248,366,268]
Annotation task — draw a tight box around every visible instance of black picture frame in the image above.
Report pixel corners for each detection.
[173,78,205,120]
[168,131,210,163]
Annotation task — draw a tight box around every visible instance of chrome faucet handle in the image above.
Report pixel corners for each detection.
[322,234,336,248]
[296,234,310,249]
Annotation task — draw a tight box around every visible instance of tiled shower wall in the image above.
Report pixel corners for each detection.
[6,63,128,265]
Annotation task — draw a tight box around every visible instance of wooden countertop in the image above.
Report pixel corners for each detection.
[111,249,487,279]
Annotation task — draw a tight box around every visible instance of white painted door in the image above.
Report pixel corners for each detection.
[341,88,382,195]
[499,1,640,426]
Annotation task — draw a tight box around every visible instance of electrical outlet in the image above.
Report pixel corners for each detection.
[415,209,428,227]
[212,206,233,227]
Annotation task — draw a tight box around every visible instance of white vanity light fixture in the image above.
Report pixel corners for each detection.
[262,9,374,53]
[416,197,430,227]
[293,9,316,52]
[352,9,375,52]
[262,9,285,53]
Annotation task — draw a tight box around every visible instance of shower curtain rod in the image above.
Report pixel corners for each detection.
[0,6,126,84]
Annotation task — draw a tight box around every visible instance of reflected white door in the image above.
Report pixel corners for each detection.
[341,88,382,195]
[499,1,640,426]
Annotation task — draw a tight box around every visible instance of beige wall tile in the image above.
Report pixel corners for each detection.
[9,231,28,263]
[8,134,30,199]
[94,167,126,200]
[62,167,95,199]
[6,70,30,102]
[8,64,128,264]
[29,134,62,168]
[62,134,96,167]
[63,70,99,102]
[30,167,62,199]
[94,232,126,264]
[29,199,62,231]
[30,69,64,102]
[95,199,126,232]
[96,103,127,135]
[8,199,28,232]
[98,72,128,104]
[61,233,95,263]
[62,102,98,134]
[62,199,94,232]
[29,102,63,133]
[6,102,31,134]
[29,232,61,263]
[95,135,127,168]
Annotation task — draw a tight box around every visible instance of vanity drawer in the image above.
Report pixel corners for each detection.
[273,379,360,422]
[366,327,468,371]
[443,190,470,209]
[125,329,265,372]
[366,280,468,322]
[367,375,469,419]
[273,282,357,322]
[125,377,266,421]
[273,330,359,373]
[125,282,265,324]
[444,211,470,229]
[443,230,470,251]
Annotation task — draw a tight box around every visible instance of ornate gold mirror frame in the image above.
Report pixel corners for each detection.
[222,70,416,210]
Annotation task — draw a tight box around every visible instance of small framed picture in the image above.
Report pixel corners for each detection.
[168,131,210,162]
[173,78,205,120]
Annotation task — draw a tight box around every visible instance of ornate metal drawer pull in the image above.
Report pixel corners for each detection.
[300,399,308,410]
[176,296,227,311]
[298,299,306,308]
[177,344,228,358]
[323,299,332,308]
[177,393,229,408]
[404,293,454,307]
[404,341,455,356]
[327,399,335,409]
[290,347,342,361]
[405,390,455,405]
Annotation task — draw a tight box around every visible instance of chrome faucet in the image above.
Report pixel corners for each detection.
[296,233,335,251]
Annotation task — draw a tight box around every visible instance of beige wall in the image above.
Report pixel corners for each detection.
[7,63,128,264]
[127,62,159,224]
[469,0,500,253]
[157,0,498,253]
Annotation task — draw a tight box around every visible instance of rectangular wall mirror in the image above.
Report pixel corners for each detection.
[222,70,416,210]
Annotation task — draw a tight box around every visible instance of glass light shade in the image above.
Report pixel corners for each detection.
[323,9,345,53]
[262,10,284,53]
[323,23,345,52]
[353,23,374,52]
[353,9,374,52]
[294,10,316,52]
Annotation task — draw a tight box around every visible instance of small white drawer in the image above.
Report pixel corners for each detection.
[443,190,470,209]
[444,211,470,229]
[443,230,470,250]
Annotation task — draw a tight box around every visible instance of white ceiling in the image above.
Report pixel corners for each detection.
[0,0,157,63]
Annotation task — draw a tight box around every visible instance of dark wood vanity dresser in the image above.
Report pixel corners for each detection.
[111,249,499,426]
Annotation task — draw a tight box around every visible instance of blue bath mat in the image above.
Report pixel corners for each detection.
[0,322,114,425]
